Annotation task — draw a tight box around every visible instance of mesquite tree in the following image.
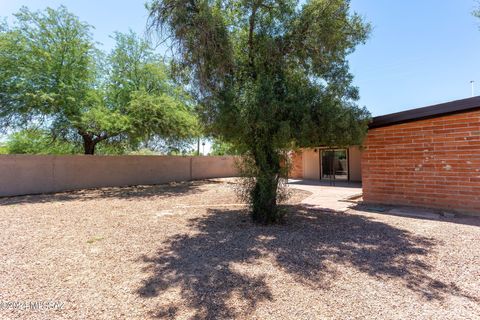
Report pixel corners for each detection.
[148,0,371,223]
[0,6,198,154]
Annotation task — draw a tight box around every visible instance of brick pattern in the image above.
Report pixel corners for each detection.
[289,151,303,178]
[362,109,480,215]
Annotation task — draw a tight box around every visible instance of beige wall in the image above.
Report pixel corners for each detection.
[191,156,239,180]
[348,146,362,182]
[302,149,320,179]
[0,155,239,197]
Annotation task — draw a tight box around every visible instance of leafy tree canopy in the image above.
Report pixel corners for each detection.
[0,143,8,154]
[148,0,371,223]
[4,129,79,155]
[0,6,199,154]
[210,139,241,156]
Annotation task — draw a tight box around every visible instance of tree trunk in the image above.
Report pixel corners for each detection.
[82,135,96,155]
[250,145,281,224]
[251,173,279,224]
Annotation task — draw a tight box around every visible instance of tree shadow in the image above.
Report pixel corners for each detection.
[0,180,211,206]
[137,206,478,319]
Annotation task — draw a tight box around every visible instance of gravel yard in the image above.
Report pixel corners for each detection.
[0,179,479,319]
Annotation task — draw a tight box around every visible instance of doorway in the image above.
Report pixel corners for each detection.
[321,149,348,181]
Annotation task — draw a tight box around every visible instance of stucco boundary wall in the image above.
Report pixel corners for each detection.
[0,155,239,197]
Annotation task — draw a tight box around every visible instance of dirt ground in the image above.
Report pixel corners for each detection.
[0,179,479,319]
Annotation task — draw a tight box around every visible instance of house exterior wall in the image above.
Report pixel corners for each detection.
[348,146,362,182]
[289,147,362,182]
[303,149,320,179]
[362,109,480,215]
[289,150,304,178]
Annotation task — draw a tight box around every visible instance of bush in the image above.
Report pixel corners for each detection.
[5,129,79,154]
[210,139,241,156]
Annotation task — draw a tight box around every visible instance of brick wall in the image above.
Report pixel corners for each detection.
[362,109,480,215]
[289,151,303,178]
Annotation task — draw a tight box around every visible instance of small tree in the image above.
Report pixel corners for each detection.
[148,0,371,223]
[0,6,198,154]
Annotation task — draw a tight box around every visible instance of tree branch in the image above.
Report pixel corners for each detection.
[248,2,258,79]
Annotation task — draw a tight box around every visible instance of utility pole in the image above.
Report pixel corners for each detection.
[197,137,200,156]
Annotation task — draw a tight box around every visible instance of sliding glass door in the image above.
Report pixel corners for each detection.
[321,149,348,181]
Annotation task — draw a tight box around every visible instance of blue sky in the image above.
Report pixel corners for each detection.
[1,0,480,116]
[349,0,480,115]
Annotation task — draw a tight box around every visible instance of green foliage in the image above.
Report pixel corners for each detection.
[126,90,199,144]
[0,7,198,154]
[5,129,79,154]
[474,4,480,19]
[149,0,371,223]
[128,148,160,156]
[0,6,96,130]
[210,139,241,156]
[0,143,8,154]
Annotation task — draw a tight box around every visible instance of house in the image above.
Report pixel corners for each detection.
[290,96,480,215]
[289,146,362,182]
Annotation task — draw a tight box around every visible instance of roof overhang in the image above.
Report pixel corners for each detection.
[369,96,480,129]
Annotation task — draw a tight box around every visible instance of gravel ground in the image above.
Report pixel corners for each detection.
[0,179,479,320]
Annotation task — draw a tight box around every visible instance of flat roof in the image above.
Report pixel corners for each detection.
[369,96,480,129]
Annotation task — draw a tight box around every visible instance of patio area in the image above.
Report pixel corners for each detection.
[288,179,362,212]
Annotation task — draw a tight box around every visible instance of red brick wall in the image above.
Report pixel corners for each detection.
[362,109,480,215]
[289,151,303,178]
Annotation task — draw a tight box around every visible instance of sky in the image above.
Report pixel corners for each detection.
[1,0,479,118]
[349,0,480,116]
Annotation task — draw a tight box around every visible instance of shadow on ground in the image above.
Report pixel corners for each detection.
[0,180,215,206]
[350,203,480,228]
[137,206,477,319]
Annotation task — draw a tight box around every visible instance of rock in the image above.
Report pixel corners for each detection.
[442,211,456,218]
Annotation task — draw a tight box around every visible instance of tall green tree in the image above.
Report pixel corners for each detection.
[105,32,198,151]
[148,0,371,223]
[0,6,198,154]
[0,6,98,150]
